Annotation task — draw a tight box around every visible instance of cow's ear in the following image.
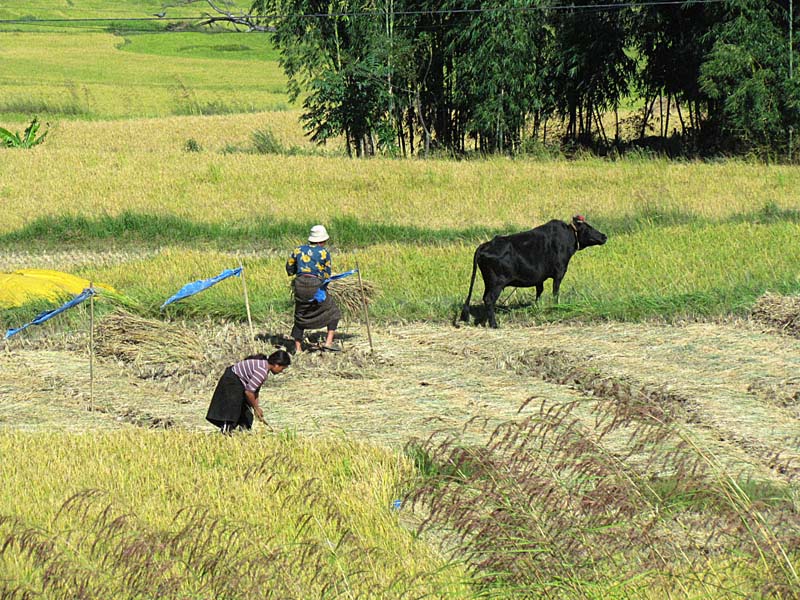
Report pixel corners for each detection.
[573,214,585,224]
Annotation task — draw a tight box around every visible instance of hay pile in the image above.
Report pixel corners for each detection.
[750,292,800,337]
[95,311,207,378]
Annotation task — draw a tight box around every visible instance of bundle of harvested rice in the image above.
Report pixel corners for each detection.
[288,277,379,316]
[327,276,379,316]
[750,292,800,337]
[95,310,206,378]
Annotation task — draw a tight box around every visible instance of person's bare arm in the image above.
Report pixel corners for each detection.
[244,390,264,421]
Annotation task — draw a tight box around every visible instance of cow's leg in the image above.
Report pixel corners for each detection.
[483,284,505,328]
[534,282,544,303]
[552,275,564,304]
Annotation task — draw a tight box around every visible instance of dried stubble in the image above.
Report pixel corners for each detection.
[3,315,800,596]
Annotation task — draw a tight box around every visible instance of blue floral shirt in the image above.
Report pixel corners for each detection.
[286,244,332,279]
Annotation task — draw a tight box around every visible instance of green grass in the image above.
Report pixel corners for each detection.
[3,209,799,326]
[0,0,237,21]
[119,31,282,61]
[4,219,794,327]
[0,212,500,248]
[3,203,798,248]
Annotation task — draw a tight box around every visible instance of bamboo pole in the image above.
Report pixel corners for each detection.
[355,259,374,353]
[239,260,256,352]
[89,283,95,412]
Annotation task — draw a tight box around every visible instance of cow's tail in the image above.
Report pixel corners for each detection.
[459,245,481,323]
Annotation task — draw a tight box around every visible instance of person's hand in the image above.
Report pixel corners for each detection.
[254,405,264,421]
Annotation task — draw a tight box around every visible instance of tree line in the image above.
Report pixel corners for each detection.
[202,0,800,158]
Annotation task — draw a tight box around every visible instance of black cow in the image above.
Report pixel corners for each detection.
[460,215,607,328]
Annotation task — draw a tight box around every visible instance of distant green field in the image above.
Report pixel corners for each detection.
[119,31,282,61]
[0,2,285,120]
[0,0,239,20]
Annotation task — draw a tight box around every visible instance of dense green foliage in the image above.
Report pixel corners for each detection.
[4,0,796,155]
[700,0,800,155]
[243,0,798,157]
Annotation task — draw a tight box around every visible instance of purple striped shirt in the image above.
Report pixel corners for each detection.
[232,359,270,393]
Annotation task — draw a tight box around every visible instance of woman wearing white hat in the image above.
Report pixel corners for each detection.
[285,224,342,353]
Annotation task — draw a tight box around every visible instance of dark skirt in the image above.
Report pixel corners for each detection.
[206,367,253,430]
[292,276,341,331]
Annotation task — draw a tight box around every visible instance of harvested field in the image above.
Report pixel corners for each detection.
[4,313,799,486]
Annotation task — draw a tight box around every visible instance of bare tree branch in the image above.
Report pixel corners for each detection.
[165,0,275,32]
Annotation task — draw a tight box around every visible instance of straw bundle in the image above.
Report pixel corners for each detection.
[95,310,206,378]
[288,277,379,316]
[750,292,800,337]
[328,276,379,316]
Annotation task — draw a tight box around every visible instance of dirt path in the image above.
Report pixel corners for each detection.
[2,319,799,484]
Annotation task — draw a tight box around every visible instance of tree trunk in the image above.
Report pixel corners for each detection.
[407,104,415,156]
[675,97,686,134]
[640,94,656,140]
[594,106,608,147]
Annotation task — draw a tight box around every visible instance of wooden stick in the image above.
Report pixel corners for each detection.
[355,259,374,353]
[239,260,256,352]
[256,412,274,432]
[89,283,95,413]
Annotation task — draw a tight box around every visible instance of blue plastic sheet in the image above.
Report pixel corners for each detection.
[313,269,358,302]
[5,287,96,339]
[161,267,242,309]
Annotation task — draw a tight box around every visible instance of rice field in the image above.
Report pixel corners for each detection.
[2,5,800,598]
[0,29,286,119]
[0,431,468,598]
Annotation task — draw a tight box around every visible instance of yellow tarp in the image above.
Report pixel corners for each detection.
[0,269,116,308]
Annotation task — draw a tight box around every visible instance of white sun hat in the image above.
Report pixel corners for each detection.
[308,224,330,243]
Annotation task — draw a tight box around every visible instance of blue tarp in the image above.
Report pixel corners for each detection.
[161,267,242,309]
[313,269,359,302]
[5,287,96,339]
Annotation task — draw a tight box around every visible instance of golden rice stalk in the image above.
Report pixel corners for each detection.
[328,276,379,316]
[289,277,379,316]
[95,310,206,377]
[750,292,800,337]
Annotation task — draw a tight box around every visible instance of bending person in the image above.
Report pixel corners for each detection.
[286,224,342,353]
[206,350,291,433]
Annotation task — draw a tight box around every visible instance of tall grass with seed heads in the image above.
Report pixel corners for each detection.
[0,430,469,599]
[404,356,800,598]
